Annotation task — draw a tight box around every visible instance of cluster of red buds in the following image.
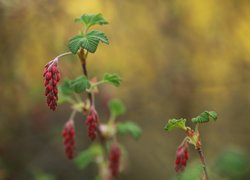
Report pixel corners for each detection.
[62,120,75,159]
[109,143,121,177]
[85,108,99,141]
[43,59,60,111]
[175,142,189,172]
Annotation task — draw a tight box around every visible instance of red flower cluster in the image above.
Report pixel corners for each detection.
[62,120,75,159]
[175,143,189,172]
[109,143,121,177]
[85,108,99,140]
[43,61,60,111]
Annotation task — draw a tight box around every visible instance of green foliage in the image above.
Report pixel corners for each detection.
[58,76,90,103]
[75,13,108,29]
[117,121,142,139]
[212,148,250,179]
[74,144,103,170]
[70,75,91,93]
[58,79,74,104]
[60,79,74,95]
[103,73,122,87]
[68,30,109,54]
[108,99,126,118]
[191,111,217,124]
[164,118,186,131]
[32,169,55,180]
[172,163,203,180]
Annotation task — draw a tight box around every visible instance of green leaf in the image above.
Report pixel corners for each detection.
[74,144,102,170]
[191,111,217,124]
[108,99,126,118]
[60,79,74,96]
[68,35,84,54]
[68,30,109,54]
[58,79,74,104]
[103,73,122,87]
[75,13,108,29]
[117,122,142,139]
[164,118,186,131]
[82,30,109,53]
[70,75,91,93]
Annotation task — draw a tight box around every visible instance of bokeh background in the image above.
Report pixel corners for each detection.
[0,0,250,179]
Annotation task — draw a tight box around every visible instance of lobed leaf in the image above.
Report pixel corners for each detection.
[117,122,142,139]
[191,111,217,124]
[68,35,84,54]
[164,118,186,131]
[68,30,109,54]
[70,75,91,93]
[75,13,108,29]
[103,73,122,87]
[108,99,126,118]
[74,144,102,170]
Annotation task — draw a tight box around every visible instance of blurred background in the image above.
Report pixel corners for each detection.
[0,0,250,179]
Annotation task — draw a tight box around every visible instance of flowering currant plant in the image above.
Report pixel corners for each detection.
[164,111,218,180]
[43,13,141,179]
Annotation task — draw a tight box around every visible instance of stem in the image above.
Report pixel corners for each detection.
[78,48,93,104]
[92,80,107,87]
[197,148,209,180]
[78,48,110,164]
[56,52,72,59]
[69,109,77,121]
[48,52,73,70]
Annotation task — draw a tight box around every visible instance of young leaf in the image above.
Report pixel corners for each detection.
[103,73,122,87]
[191,111,217,124]
[108,99,126,118]
[75,13,108,29]
[74,144,102,170]
[164,118,187,131]
[70,75,91,93]
[117,122,142,139]
[68,30,109,54]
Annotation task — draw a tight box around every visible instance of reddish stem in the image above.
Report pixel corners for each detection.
[78,48,93,104]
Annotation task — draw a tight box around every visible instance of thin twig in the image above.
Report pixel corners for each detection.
[197,148,209,180]
[57,52,72,59]
[69,109,77,121]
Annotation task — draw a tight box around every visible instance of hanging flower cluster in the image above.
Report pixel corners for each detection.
[43,59,60,111]
[175,143,189,173]
[109,143,121,177]
[62,120,75,159]
[85,108,99,141]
